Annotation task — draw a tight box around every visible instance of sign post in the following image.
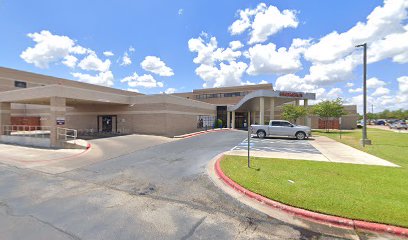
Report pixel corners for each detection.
[248,111,251,168]
[339,117,342,139]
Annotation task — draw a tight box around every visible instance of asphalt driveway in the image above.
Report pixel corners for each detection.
[0,131,350,239]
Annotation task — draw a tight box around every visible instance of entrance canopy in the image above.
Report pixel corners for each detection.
[227,90,315,112]
[226,90,316,128]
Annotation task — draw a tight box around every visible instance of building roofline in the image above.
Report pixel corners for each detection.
[192,83,273,93]
[0,66,143,96]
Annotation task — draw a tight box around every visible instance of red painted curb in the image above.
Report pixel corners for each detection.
[177,129,233,139]
[214,156,408,237]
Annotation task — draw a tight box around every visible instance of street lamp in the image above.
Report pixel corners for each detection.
[355,43,372,147]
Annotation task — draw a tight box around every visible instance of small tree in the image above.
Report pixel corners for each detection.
[281,104,308,124]
[312,98,346,132]
[214,119,223,128]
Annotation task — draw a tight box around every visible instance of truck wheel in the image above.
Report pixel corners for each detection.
[257,130,266,139]
[295,131,306,140]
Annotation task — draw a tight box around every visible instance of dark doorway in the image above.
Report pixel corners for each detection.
[234,112,248,129]
[216,106,227,128]
[97,115,117,133]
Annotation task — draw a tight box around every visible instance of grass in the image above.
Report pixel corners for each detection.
[220,128,408,227]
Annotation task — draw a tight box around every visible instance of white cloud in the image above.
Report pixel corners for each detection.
[128,46,135,52]
[120,52,132,66]
[229,3,299,44]
[396,76,408,105]
[213,47,242,62]
[349,88,363,93]
[246,39,309,75]
[367,77,386,89]
[20,30,89,68]
[327,88,343,98]
[164,88,176,94]
[372,86,391,96]
[188,36,218,65]
[188,35,248,87]
[78,53,111,72]
[229,40,244,50]
[127,88,139,93]
[103,51,114,57]
[71,71,114,87]
[249,6,298,44]
[304,54,360,85]
[259,80,268,84]
[346,82,354,87]
[121,72,164,88]
[188,36,242,64]
[140,56,174,76]
[195,61,248,88]
[178,9,183,15]
[304,0,408,63]
[62,55,78,68]
[21,30,117,87]
[274,74,325,98]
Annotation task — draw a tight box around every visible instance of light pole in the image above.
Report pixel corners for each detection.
[356,43,371,147]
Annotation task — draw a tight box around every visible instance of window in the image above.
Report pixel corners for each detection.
[271,121,281,126]
[14,81,27,88]
[197,115,215,129]
[281,121,292,127]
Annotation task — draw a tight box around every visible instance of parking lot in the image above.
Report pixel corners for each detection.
[231,137,321,154]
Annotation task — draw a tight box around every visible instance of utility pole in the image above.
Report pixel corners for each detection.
[356,43,371,147]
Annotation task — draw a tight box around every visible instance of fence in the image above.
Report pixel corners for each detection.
[2,125,51,138]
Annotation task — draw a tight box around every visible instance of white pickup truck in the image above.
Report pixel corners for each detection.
[251,120,311,140]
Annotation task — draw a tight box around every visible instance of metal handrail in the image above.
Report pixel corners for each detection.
[56,127,77,141]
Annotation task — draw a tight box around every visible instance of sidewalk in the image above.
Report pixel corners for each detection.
[309,136,398,167]
[227,136,398,167]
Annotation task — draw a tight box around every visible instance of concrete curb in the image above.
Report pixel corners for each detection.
[3,143,92,164]
[174,128,235,139]
[214,155,408,237]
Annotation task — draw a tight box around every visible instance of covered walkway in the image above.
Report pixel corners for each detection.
[226,90,316,129]
[0,84,130,148]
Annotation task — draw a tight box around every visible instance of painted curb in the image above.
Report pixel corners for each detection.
[214,155,408,237]
[174,128,234,139]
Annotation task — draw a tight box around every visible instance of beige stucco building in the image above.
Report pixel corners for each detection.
[0,67,358,148]
[174,84,359,130]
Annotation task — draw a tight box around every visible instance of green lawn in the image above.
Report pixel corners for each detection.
[220,128,408,227]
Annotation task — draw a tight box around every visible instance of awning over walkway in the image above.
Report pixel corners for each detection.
[227,90,315,112]
[0,85,131,106]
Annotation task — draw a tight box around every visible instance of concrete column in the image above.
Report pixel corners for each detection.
[295,99,300,106]
[252,112,256,124]
[231,111,235,129]
[227,111,231,128]
[49,97,66,148]
[304,99,311,127]
[269,98,275,121]
[0,102,11,135]
[259,97,265,125]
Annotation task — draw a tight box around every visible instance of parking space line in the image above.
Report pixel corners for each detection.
[232,137,321,155]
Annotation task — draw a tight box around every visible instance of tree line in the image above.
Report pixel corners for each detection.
[365,109,408,120]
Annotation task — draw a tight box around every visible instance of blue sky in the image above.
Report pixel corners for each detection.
[0,0,407,112]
